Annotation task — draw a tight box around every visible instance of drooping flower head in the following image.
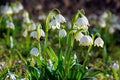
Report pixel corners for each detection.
[0,5,13,15]
[94,37,104,48]
[49,19,60,30]
[49,12,66,30]
[27,23,36,31]
[59,29,67,38]
[6,21,15,30]
[30,47,39,56]
[98,20,106,28]
[75,32,84,41]
[74,15,89,31]
[112,62,119,71]
[55,14,66,23]
[79,35,93,46]
[22,30,28,37]
[30,29,45,39]
[12,2,23,13]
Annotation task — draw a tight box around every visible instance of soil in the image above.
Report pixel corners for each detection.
[0,0,120,20]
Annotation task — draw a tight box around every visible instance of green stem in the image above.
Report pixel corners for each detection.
[83,45,92,67]
[38,39,41,54]
[112,68,119,80]
[58,37,61,49]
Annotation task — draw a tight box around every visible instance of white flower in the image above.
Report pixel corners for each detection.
[94,37,104,48]
[22,30,28,37]
[22,11,29,18]
[23,17,31,24]
[20,78,27,80]
[98,20,106,28]
[75,32,84,41]
[30,29,45,39]
[12,2,23,13]
[112,63,119,71]
[10,73,16,80]
[74,54,77,60]
[79,35,93,46]
[75,16,89,27]
[10,36,14,48]
[72,54,77,65]
[109,27,115,34]
[38,14,46,20]
[49,19,60,29]
[100,12,108,19]
[59,29,67,38]
[55,14,66,23]
[48,59,53,68]
[47,59,54,70]
[1,5,13,15]
[40,29,45,37]
[30,31,37,39]
[22,11,31,23]
[6,21,15,30]
[28,23,36,31]
[17,2,23,11]
[30,47,39,56]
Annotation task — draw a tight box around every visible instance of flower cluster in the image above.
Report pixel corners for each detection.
[74,13,104,48]
[0,1,23,15]
[49,14,66,30]
[74,15,89,31]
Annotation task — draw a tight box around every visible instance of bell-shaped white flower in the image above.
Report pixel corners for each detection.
[75,25,88,31]
[74,54,77,60]
[10,73,16,80]
[22,11,31,23]
[6,21,15,30]
[47,59,54,70]
[12,2,23,13]
[30,31,37,39]
[112,62,119,71]
[79,35,93,46]
[40,29,45,37]
[55,14,66,23]
[28,23,36,31]
[30,29,45,39]
[17,2,23,11]
[75,16,89,27]
[49,19,60,29]
[94,37,104,48]
[100,12,108,19]
[30,47,39,56]
[1,5,13,15]
[98,20,106,28]
[59,29,67,38]
[75,32,84,41]
[109,27,115,34]
[38,14,46,20]
[22,30,28,37]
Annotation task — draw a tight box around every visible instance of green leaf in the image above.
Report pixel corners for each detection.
[27,65,40,79]
[46,47,58,69]
[0,68,8,80]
